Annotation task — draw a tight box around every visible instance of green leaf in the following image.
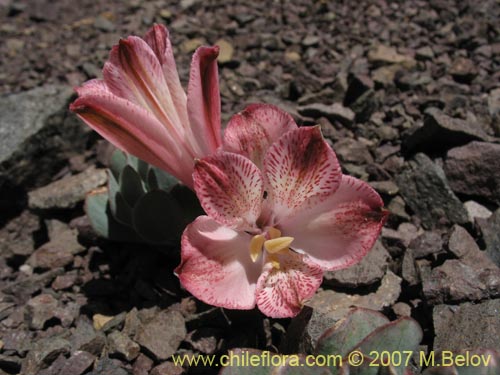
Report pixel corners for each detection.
[109,149,127,180]
[355,317,423,375]
[137,158,150,181]
[316,308,390,358]
[150,166,179,191]
[132,190,186,244]
[120,165,146,207]
[85,189,141,243]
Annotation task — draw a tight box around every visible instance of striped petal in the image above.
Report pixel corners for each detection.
[223,104,298,168]
[255,252,323,318]
[280,175,388,271]
[143,24,189,130]
[193,151,263,229]
[176,216,261,310]
[263,126,342,222]
[187,46,222,156]
[70,80,193,187]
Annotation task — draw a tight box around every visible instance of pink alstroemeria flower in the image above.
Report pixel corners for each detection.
[175,104,388,318]
[70,24,221,188]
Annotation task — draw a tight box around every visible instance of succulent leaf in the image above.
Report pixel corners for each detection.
[316,308,390,359]
[132,190,185,244]
[85,188,142,242]
[109,149,127,179]
[120,164,146,207]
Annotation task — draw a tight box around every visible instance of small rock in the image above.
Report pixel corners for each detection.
[415,46,434,61]
[21,337,71,375]
[433,300,500,352]
[1,330,33,356]
[392,302,412,317]
[215,39,234,64]
[298,102,355,126]
[387,196,410,221]
[477,208,500,267]
[108,331,140,361]
[285,51,301,62]
[185,328,219,354]
[449,57,478,83]
[180,38,205,54]
[25,294,59,330]
[302,35,320,47]
[59,351,96,375]
[289,271,401,352]
[135,310,186,360]
[150,361,184,375]
[0,210,40,257]
[408,231,444,259]
[51,273,78,290]
[93,314,114,331]
[444,142,500,205]
[94,15,115,32]
[396,153,468,229]
[382,222,422,249]
[402,249,419,286]
[333,138,373,165]
[28,166,107,210]
[370,180,399,196]
[464,200,492,222]
[132,354,153,375]
[324,240,390,287]
[27,222,84,269]
[87,357,130,375]
[488,88,500,136]
[371,65,400,86]
[2,268,64,298]
[368,44,416,68]
[71,317,106,355]
[447,225,479,258]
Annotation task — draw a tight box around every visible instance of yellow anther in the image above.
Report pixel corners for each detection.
[268,254,281,270]
[267,227,282,239]
[249,234,265,262]
[264,236,294,254]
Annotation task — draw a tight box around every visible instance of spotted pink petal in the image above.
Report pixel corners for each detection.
[223,104,298,168]
[255,252,323,318]
[193,151,263,229]
[187,46,222,156]
[263,126,342,222]
[70,80,193,187]
[143,24,189,130]
[103,34,187,142]
[175,216,261,310]
[280,175,388,271]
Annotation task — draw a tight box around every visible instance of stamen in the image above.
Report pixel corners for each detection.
[264,236,294,254]
[249,234,265,262]
[267,227,281,239]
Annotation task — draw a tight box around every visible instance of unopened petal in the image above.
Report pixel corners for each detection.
[263,126,342,222]
[223,104,298,168]
[256,252,323,318]
[176,216,261,310]
[187,46,222,156]
[280,175,388,271]
[193,151,263,229]
[70,82,193,187]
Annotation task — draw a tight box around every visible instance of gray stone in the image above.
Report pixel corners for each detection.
[59,351,95,375]
[288,271,401,352]
[0,210,39,257]
[24,294,58,330]
[1,330,33,356]
[447,225,479,258]
[403,108,494,155]
[433,300,500,352]
[87,357,131,375]
[71,317,106,356]
[402,249,419,286]
[444,142,500,205]
[488,88,500,136]
[324,240,390,287]
[382,222,422,249]
[392,302,412,317]
[449,57,478,83]
[477,208,500,267]
[464,200,492,222]
[27,222,84,269]
[422,243,500,304]
[135,310,186,360]
[108,331,140,361]
[368,44,416,68]
[28,166,107,210]
[0,85,87,189]
[2,268,64,299]
[21,337,71,375]
[333,138,373,165]
[396,153,468,229]
[408,231,444,259]
[132,354,153,375]
[369,180,399,196]
[298,102,355,126]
